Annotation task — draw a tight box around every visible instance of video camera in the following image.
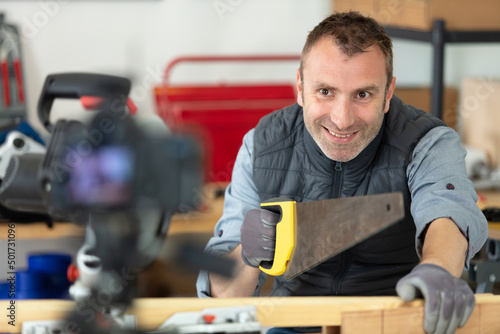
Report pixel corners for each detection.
[0,72,204,307]
[1,73,236,334]
[0,73,202,223]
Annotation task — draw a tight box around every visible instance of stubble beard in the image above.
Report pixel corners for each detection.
[302,94,386,162]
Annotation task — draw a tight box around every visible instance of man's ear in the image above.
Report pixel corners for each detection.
[384,77,396,113]
[296,69,303,106]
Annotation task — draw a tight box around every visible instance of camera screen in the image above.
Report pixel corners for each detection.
[67,146,134,206]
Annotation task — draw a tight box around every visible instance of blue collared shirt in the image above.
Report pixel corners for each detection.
[196,126,488,297]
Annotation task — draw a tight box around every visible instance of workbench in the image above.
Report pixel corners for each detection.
[1,294,500,334]
[1,189,500,333]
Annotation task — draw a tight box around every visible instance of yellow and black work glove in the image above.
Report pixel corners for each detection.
[396,263,475,334]
[240,208,280,268]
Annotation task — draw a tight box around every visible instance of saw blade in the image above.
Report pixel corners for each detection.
[284,192,404,279]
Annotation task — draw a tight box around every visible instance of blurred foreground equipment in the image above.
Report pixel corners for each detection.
[0,73,235,334]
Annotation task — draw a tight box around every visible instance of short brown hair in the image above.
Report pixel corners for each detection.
[300,11,393,90]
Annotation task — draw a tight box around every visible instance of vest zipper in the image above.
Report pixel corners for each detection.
[332,161,347,294]
[332,161,343,198]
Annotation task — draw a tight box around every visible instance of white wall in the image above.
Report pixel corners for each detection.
[1,0,329,133]
[393,40,500,87]
[1,0,500,134]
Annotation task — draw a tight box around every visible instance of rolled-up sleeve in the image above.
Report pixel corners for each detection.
[196,129,267,297]
[407,126,488,268]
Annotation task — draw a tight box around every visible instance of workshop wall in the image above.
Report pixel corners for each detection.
[1,0,500,135]
[0,0,328,133]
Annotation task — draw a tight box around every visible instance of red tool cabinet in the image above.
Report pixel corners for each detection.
[154,55,300,184]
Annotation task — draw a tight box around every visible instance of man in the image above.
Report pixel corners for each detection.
[196,11,488,334]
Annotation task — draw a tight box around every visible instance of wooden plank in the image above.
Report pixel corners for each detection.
[479,302,500,334]
[1,299,74,334]
[383,305,481,334]
[1,296,414,333]
[339,299,500,334]
[457,308,481,334]
[131,295,499,330]
[383,306,425,334]
[341,310,382,334]
[2,295,499,334]
[131,296,421,330]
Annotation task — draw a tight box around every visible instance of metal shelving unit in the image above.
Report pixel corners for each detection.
[384,20,500,120]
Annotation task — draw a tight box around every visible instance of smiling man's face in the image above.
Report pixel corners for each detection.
[297,37,396,162]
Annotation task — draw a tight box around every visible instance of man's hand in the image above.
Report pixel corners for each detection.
[240,208,280,268]
[396,263,475,334]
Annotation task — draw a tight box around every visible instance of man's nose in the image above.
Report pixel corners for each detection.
[331,97,355,130]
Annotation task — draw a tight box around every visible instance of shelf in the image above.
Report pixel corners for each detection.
[0,220,84,239]
[384,20,500,120]
[385,25,500,44]
[0,197,223,240]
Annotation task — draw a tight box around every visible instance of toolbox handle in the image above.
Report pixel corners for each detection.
[37,73,131,132]
[163,55,301,85]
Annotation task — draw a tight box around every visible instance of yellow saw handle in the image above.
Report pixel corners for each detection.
[259,200,297,276]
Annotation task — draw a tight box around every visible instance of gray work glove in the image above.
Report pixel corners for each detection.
[396,263,475,334]
[240,208,280,268]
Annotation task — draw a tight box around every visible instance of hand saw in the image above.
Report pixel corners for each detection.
[259,192,404,280]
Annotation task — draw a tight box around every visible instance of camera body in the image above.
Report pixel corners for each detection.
[39,110,202,223]
[0,72,202,223]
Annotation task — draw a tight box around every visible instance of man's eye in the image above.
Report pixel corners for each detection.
[357,91,370,98]
[319,88,330,95]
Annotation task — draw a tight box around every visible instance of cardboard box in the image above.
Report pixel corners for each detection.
[334,0,376,16]
[333,0,500,31]
[394,86,458,129]
[460,77,500,168]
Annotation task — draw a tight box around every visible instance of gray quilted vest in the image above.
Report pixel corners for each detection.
[253,96,445,296]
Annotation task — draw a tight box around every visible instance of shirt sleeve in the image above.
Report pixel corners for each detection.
[196,129,269,297]
[407,126,488,268]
